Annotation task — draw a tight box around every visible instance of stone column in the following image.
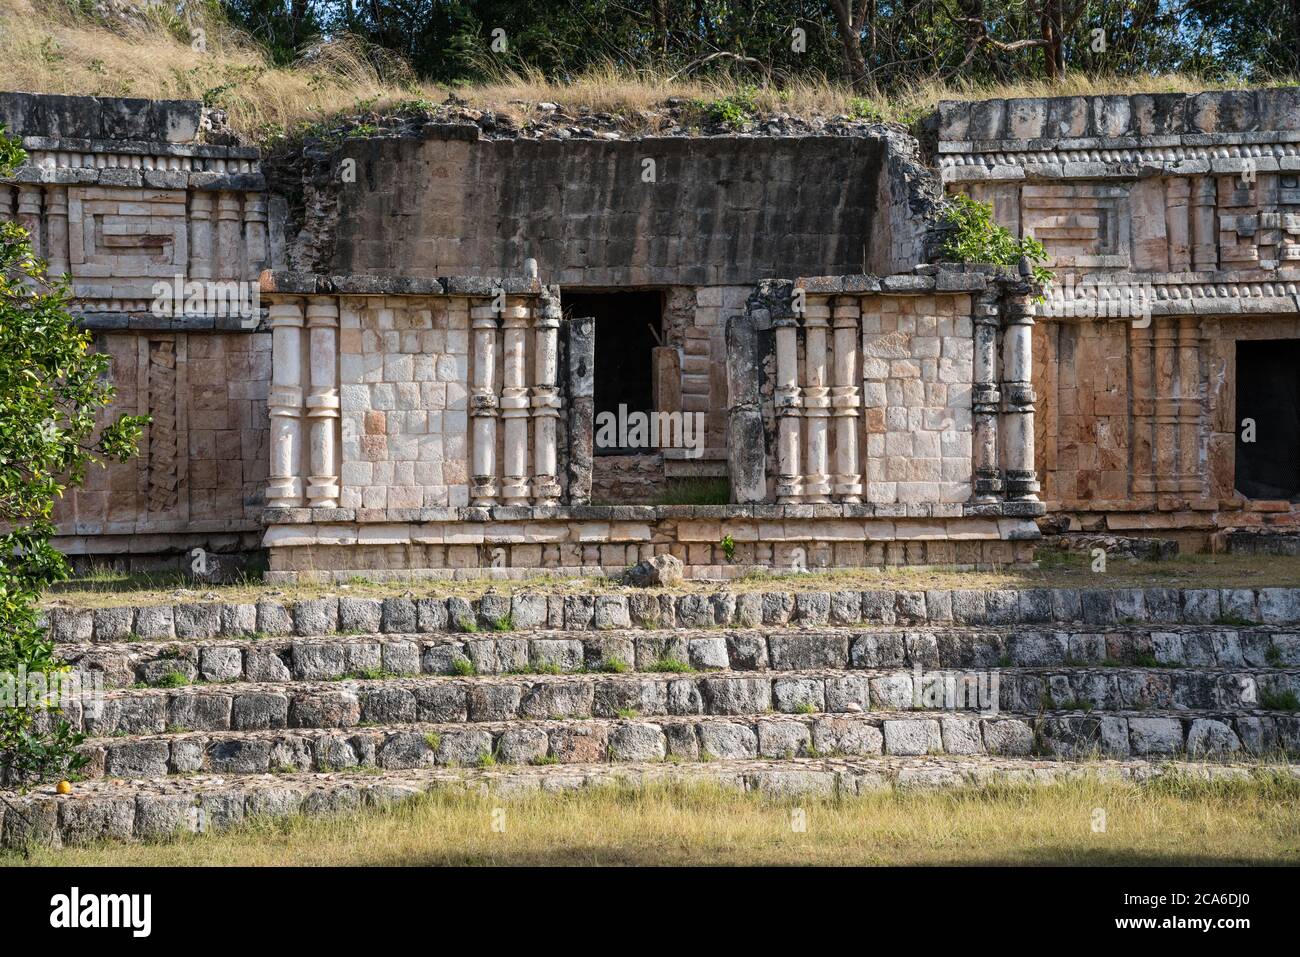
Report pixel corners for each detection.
[500,298,532,506]
[531,287,562,505]
[189,192,214,280]
[566,315,596,504]
[1177,316,1202,496]
[267,299,306,507]
[43,186,69,277]
[1152,319,1178,494]
[1191,176,1218,271]
[1130,320,1156,496]
[801,298,832,503]
[773,313,802,503]
[971,291,1003,502]
[830,296,862,503]
[305,297,340,508]
[216,191,242,279]
[16,186,42,260]
[1165,178,1191,272]
[1000,291,1039,502]
[244,192,268,271]
[469,301,500,505]
[726,312,767,503]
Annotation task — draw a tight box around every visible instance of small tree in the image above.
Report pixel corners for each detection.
[0,126,147,785]
[940,192,1053,287]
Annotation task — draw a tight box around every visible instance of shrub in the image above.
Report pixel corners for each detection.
[940,193,1053,287]
[0,126,146,785]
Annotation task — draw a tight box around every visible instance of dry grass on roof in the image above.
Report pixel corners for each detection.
[0,0,1284,142]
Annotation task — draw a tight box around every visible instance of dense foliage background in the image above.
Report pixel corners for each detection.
[220,0,1299,90]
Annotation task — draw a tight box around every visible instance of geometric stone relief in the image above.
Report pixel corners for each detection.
[142,335,187,524]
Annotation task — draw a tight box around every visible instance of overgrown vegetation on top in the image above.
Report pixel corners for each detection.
[940,193,1054,287]
[220,0,1299,91]
[0,1,1292,143]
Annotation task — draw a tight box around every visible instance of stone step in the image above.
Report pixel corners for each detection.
[56,668,1300,737]
[42,584,1300,644]
[59,625,1300,689]
[10,756,1296,849]
[73,709,1300,780]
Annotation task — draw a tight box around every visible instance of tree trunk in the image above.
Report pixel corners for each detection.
[828,0,869,92]
[290,0,309,49]
[651,0,668,56]
[1040,0,1058,82]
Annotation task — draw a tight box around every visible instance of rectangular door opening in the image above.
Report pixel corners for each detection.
[1235,339,1300,500]
[563,290,664,456]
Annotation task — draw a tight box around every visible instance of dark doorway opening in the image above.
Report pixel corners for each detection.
[563,290,663,455]
[1235,339,1300,500]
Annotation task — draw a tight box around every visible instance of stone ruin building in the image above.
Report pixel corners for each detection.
[4,86,1300,582]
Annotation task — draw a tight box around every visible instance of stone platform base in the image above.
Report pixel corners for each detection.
[53,531,266,581]
[261,505,1042,582]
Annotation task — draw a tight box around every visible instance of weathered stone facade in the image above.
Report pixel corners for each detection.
[4,87,1299,577]
[941,87,1300,548]
[0,94,269,567]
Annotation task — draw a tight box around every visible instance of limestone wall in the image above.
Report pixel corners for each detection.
[257,267,1041,580]
[337,295,472,509]
[283,128,916,285]
[737,270,1039,514]
[52,330,269,561]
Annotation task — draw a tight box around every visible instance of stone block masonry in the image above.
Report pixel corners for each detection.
[42,585,1300,643]
[258,265,1042,577]
[7,88,1300,851]
[21,578,1300,845]
[301,130,907,286]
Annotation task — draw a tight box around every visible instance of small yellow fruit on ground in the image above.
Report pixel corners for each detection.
[56,780,72,795]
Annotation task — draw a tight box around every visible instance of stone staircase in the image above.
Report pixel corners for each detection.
[6,585,1300,847]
